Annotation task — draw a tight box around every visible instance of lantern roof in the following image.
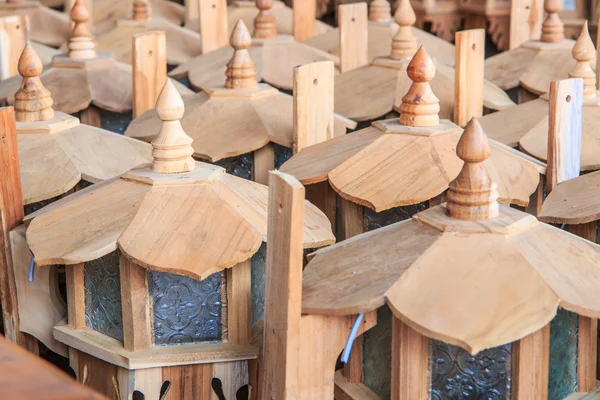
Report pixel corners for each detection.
[280,48,544,211]
[14,43,152,205]
[484,0,577,93]
[481,23,600,170]
[0,0,192,115]
[26,80,335,279]
[303,0,455,69]
[94,0,201,66]
[332,0,514,122]
[168,0,338,91]
[93,0,185,35]
[301,119,600,355]
[125,20,352,161]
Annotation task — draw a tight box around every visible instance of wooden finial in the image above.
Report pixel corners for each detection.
[369,0,392,23]
[132,0,152,21]
[569,21,596,98]
[68,0,96,59]
[226,20,257,89]
[151,80,195,174]
[254,0,277,39]
[399,46,440,127]
[446,118,499,220]
[391,0,417,60]
[14,43,54,123]
[540,0,564,43]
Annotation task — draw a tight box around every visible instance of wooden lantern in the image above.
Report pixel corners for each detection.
[303,0,456,68]
[126,21,353,185]
[411,0,462,42]
[0,0,192,133]
[93,0,201,66]
[485,0,579,102]
[0,0,70,47]
[184,0,333,40]
[23,80,335,400]
[481,22,600,171]
[286,118,600,399]
[169,0,338,91]
[331,2,514,123]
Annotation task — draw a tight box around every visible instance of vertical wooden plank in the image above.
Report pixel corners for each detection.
[293,0,316,41]
[213,360,249,400]
[391,317,429,400]
[305,181,337,234]
[293,61,335,154]
[162,364,214,400]
[79,106,101,128]
[546,78,583,193]
[132,367,163,400]
[186,0,199,24]
[252,143,275,185]
[338,3,368,73]
[77,352,121,399]
[120,255,152,352]
[132,31,167,119]
[0,107,25,346]
[509,0,544,49]
[512,325,550,399]
[199,0,228,54]
[66,263,86,329]
[454,29,485,128]
[226,259,251,344]
[261,171,305,399]
[0,16,28,80]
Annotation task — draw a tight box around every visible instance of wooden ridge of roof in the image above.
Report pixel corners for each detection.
[184,0,333,38]
[301,120,600,355]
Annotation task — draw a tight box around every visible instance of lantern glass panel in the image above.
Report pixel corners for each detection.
[84,251,124,342]
[251,242,267,327]
[215,154,253,180]
[274,144,293,169]
[548,309,579,398]
[148,270,224,346]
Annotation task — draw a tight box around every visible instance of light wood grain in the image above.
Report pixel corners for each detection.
[253,143,274,185]
[292,0,315,41]
[93,0,184,35]
[391,318,429,400]
[0,15,28,80]
[66,263,86,330]
[453,29,484,128]
[120,255,152,352]
[484,46,538,90]
[261,171,305,399]
[132,31,167,118]
[227,259,251,344]
[339,2,368,73]
[540,169,600,223]
[510,0,543,49]
[199,0,228,53]
[512,325,550,399]
[0,3,70,47]
[520,47,578,95]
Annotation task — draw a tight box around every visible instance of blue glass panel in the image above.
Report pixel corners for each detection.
[274,144,293,169]
[548,309,578,399]
[251,242,267,327]
[84,251,123,341]
[215,154,253,180]
[149,270,223,345]
[98,109,132,135]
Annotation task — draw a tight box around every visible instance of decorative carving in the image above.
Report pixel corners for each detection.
[391,0,418,60]
[548,309,579,399]
[428,14,462,42]
[369,0,392,23]
[569,21,596,98]
[148,270,224,345]
[488,15,510,52]
[226,20,257,90]
[68,0,97,60]
[541,0,564,43]
[132,0,151,21]
[254,0,277,39]
[430,340,512,399]
[14,43,54,123]
[84,251,124,342]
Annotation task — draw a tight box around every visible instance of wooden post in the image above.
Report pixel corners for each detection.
[0,107,25,346]
[509,0,544,49]
[293,61,335,154]
[132,31,167,119]
[185,0,199,24]
[0,16,28,80]
[338,2,368,73]
[226,259,251,344]
[120,255,152,351]
[390,318,429,400]
[253,144,274,185]
[512,325,550,399]
[199,0,228,54]
[454,29,485,128]
[293,0,316,41]
[66,264,86,329]
[261,171,305,399]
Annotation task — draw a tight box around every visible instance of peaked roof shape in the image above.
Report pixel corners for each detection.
[26,80,335,279]
[301,119,600,355]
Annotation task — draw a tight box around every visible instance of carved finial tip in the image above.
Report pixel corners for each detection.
[156,80,184,121]
[572,20,594,61]
[231,20,252,49]
[456,118,491,163]
[71,0,89,23]
[406,46,435,82]
[18,42,43,78]
[395,0,416,26]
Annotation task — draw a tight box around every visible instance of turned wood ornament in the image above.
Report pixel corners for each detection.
[369,0,392,23]
[569,21,596,99]
[391,0,418,60]
[540,0,564,43]
[226,20,257,89]
[14,43,54,123]
[132,0,152,21]
[399,46,440,127]
[447,118,499,220]
[68,0,96,60]
[152,80,195,174]
[254,0,277,39]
